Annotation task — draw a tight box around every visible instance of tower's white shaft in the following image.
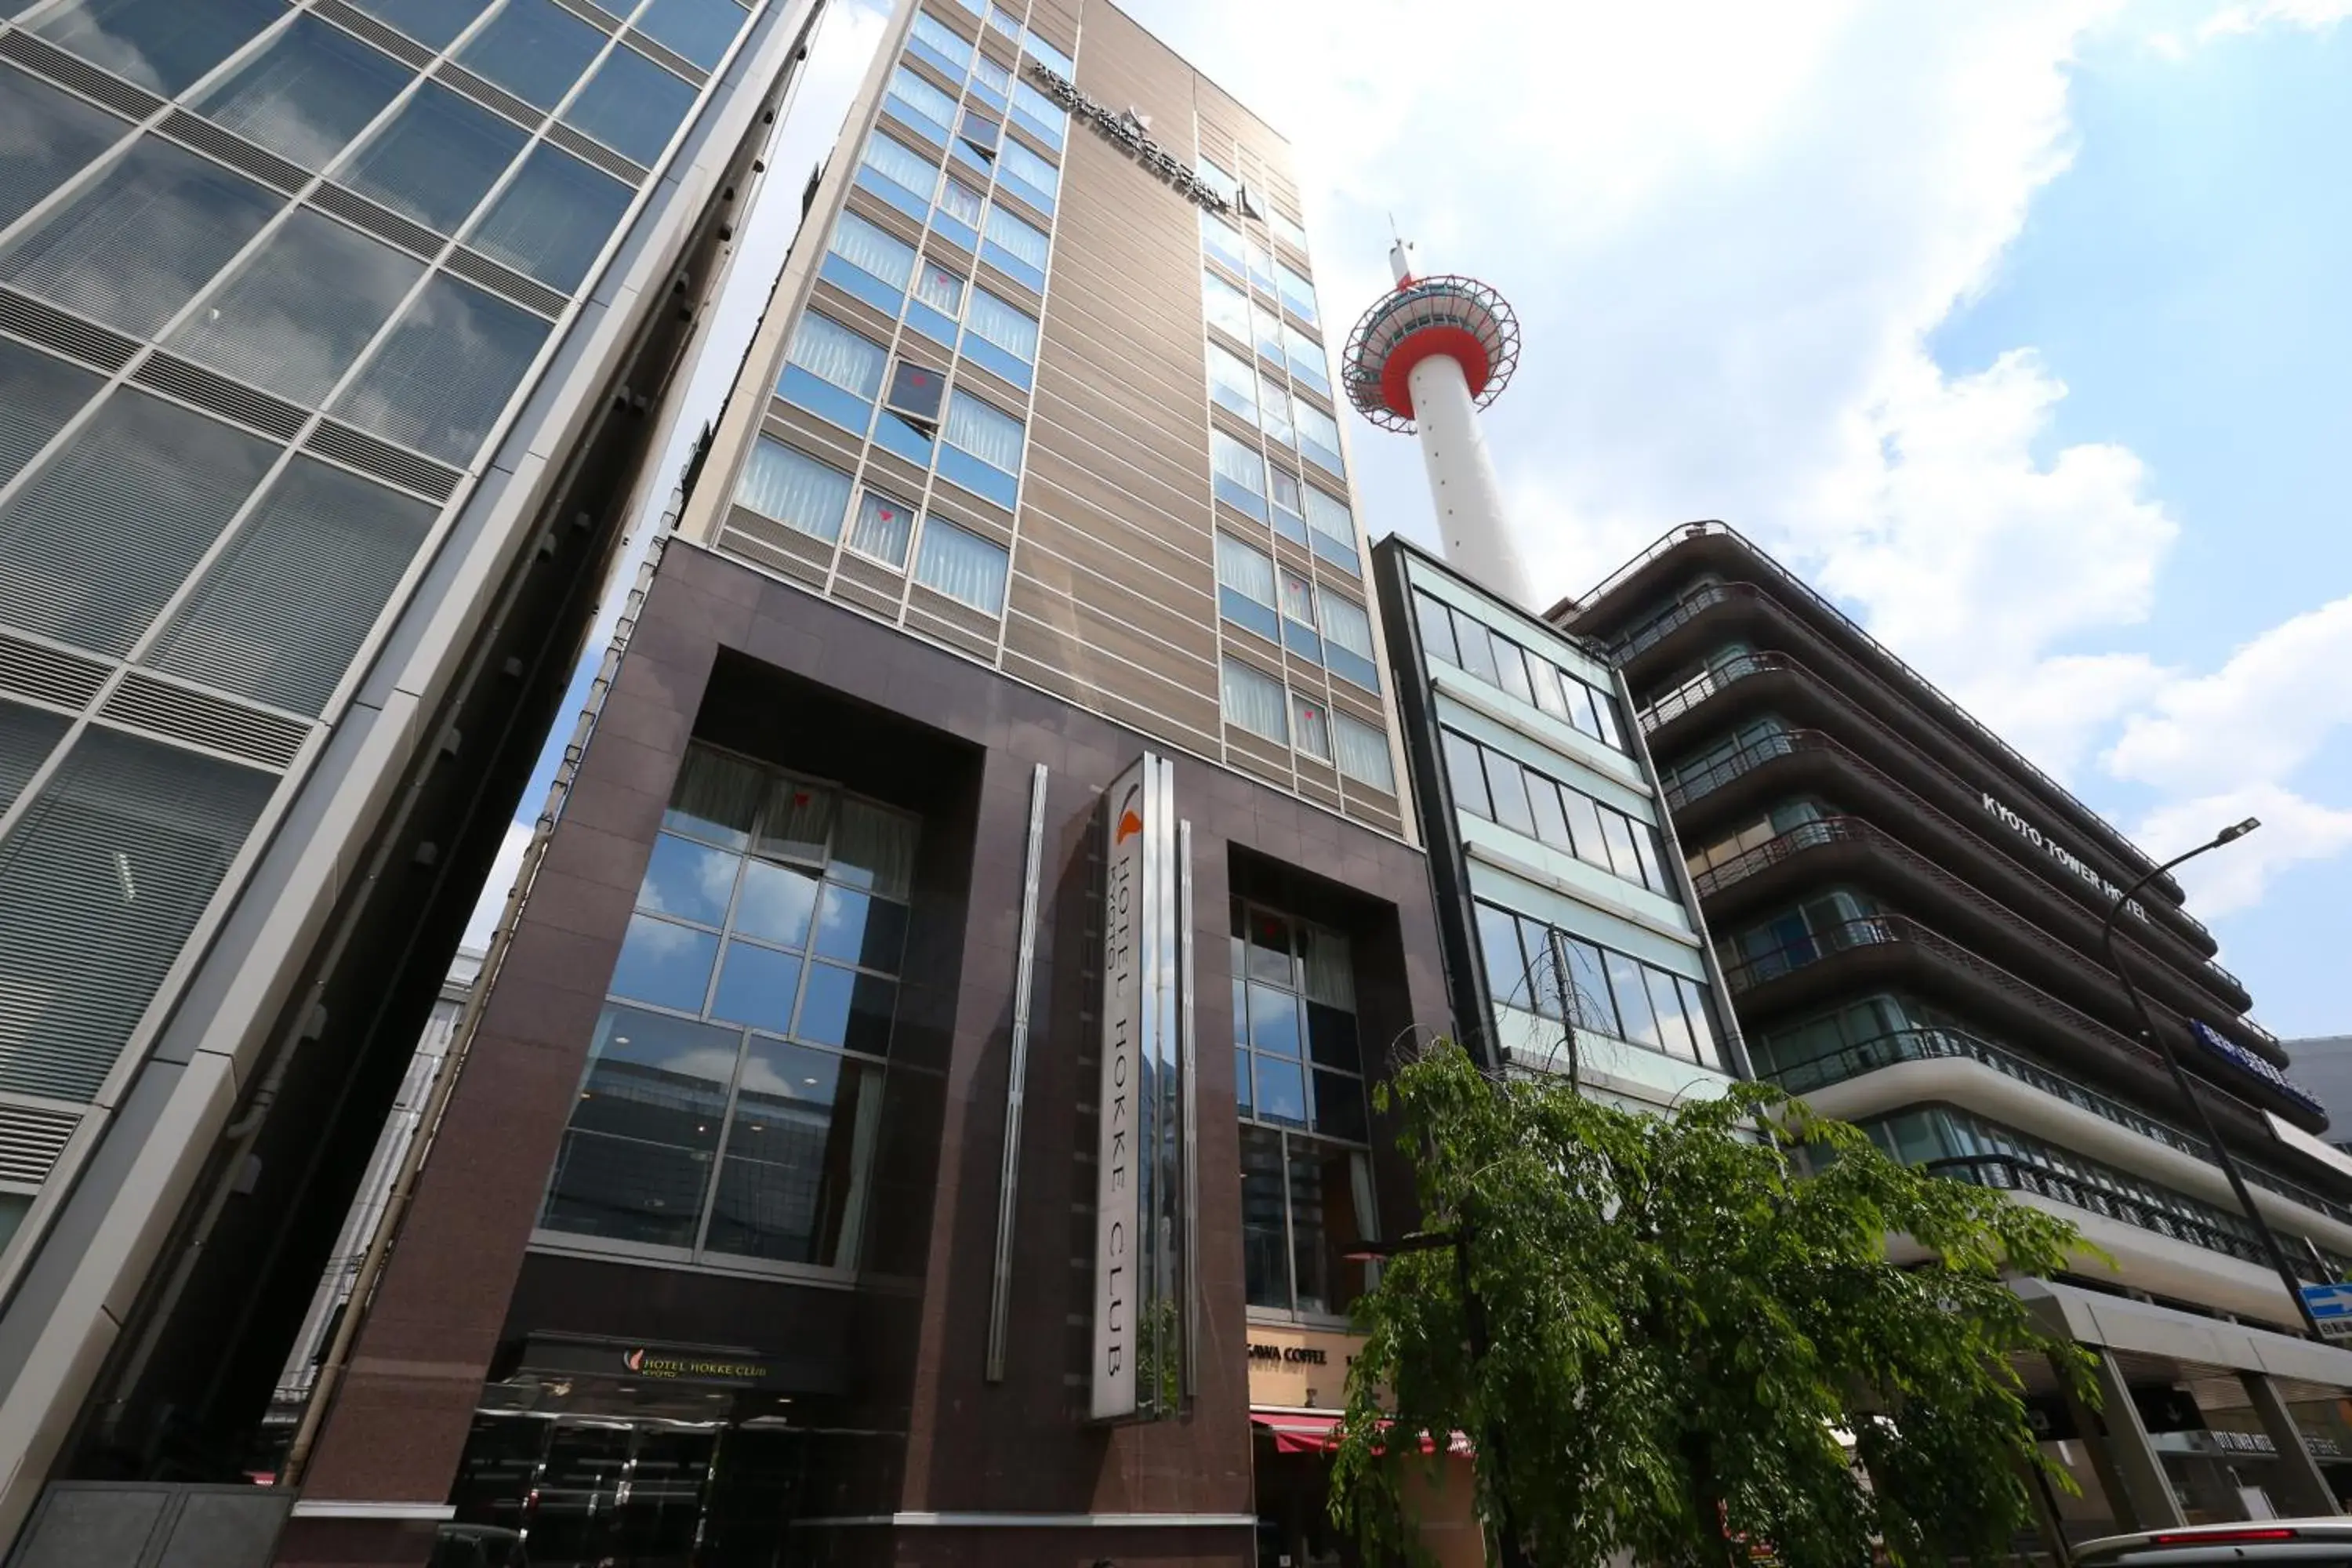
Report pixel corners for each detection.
[1407,350,1534,608]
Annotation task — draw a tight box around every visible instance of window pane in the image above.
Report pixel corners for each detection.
[1493,637,1534,705]
[709,941,803,1033]
[910,10,972,70]
[966,287,1037,361]
[1597,807,1642,883]
[1484,751,1534,837]
[1246,907,1292,985]
[757,775,832,863]
[562,40,696,166]
[733,857,819,949]
[1259,377,1294,448]
[913,258,963,318]
[143,456,438,715]
[887,64,954,139]
[1559,787,1606,868]
[1215,532,1274,604]
[1605,950,1662,1048]
[1319,593,1373,659]
[858,129,936,204]
[1220,657,1287,742]
[339,82,528,234]
[1240,1125,1289,1308]
[706,1043,882,1267]
[793,962,895,1057]
[0,390,277,658]
[0,700,68,822]
[347,0,488,49]
[1010,78,1063,146]
[938,176,984,227]
[1680,976,1723,1069]
[913,519,1009,613]
[1276,260,1317,325]
[610,913,719,1012]
[0,67,130,238]
[1559,937,1618,1038]
[1254,1054,1305,1126]
[634,832,737,925]
[0,337,103,492]
[1278,570,1314,628]
[167,208,425,407]
[1291,694,1331,761]
[468,143,631,290]
[1211,429,1264,497]
[539,1005,735,1247]
[456,0,601,110]
[1000,136,1056,198]
[1208,343,1257,421]
[1203,267,1248,340]
[982,202,1048,269]
[1305,1001,1358,1070]
[332,274,550,463]
[735,437,851,541]
[665,746,760,848]
[193,16,412,172]
[637,0,748,69]
[1527,656,1570,720]
[786,311,885,398]
[0,726,273,1102]
[1302,484,1351,545]
[1248,982,1301,1058]
[1234,1045,1253,1116]
[1631,819,1669,894]
[847,489,915,567]
[829,797,915,902]
[1645,965,1699,1062]
[2,134,282,338]
[1022,26,1073,75]
[1475,902,1529,1011]
[1287,1142,1337,1313]
[814,884,909,971]
[1312,1069,1366,1142]
[34,0,282,95]
[886,358,945,425]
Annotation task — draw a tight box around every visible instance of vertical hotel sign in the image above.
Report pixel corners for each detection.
[1094,752,1191,1421]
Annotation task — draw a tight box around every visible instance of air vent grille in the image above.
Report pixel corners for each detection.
[444,249,568,319]
[311,0,434,67]
[433,62,541,129]
[157,111,308,194]
[548,0,621,33]
[132,353,307,440]
[622,31,706,86]
[309,185,443,260]
[0,1102,81,1187]
[0,630,109,711]
[0,31,162,118]
[304,420,462,502]
[544,122,648,185]
[0,288,138,372]
[98,672,311,771]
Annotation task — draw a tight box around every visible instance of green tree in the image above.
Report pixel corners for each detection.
[1331,1039,2097,1567]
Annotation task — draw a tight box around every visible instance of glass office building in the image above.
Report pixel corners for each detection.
[0,0,826,1556]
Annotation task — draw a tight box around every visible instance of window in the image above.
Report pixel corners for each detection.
[0,699,70,822]
[910,10,973,73]
[633,0,747,70]
[1208,343,1258,422]
[1474,901,1722,1069]
[1283,322,1329,396]
[1334,713,1393,791]
[0,339,101,495]
[1200,209,1246,274]
[561,36,697,166]
[954,107,1001,170]
[0,725,274,1104]
[913,518,1009,613]
[1413,591,1457,666]
[965,287,1037,363]
[1301,484,1356,572]
[2,134,283,339]
[191,15,410,172]
[332,274,549,463]
[969,50,1010,100]
[998,136,1058,207]
[456,0,601,111]
[1292,695,1332,762]
[1270,205,1310,253]
[1268,466,1307,546]
[985,6,1020,41]
[1211,429,1267,521]
[735,438,851,543]
[913,260,964,321]
[466,143,632,292]
[780,311,885,430]
[982,202,1048,288]
[1215,532,1278,642]
[338,82,528,234]
[1296,401,1344,478]
[1203,268,1250,343]
[1247,236,1276,295]
[845,489,916,568]
[1009,78,1065,149]
[823,209,916,314]
[938,390,1023,506]
[938,176,985,230]
[1315,594,1375,691]
[1278,570,1316,630]
[858,130,940,218]
[887,64,956,142]
[1483,751,1535,837]
[34,0,282,95]
[1195,157,1240,205]
[1234,902,1374,1317]
[1442,730,1489,818]
[0,68,130,240]
[884,358,946,430]
[542,745,916,1269]
[1276,260,1318,325]
[1022,26,1074,76]
[1251,300,1286,368]
[1260,379,1295,448]
[1221,658,1287,743]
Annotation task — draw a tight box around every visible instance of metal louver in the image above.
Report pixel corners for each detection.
[0,31,163,119]
[543,123,648,187]
[0,1101,81,1187]
[132,352,308,441]
[304,420,463,502]
[310,0,435,68]
[0,287,138,372]
[308,186,443,261]
[0,631,108,711]
[97,672,312,772]
[547,0,622,34]
[445,249,569,320]
[622,31,708,88]
[432,62,542,131]
[156,111,308,195]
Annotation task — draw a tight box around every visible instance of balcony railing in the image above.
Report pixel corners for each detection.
[1613,579,1732,665]
[1577,521,2183,902]
[1770,1026,2352,1229]
[1638,649,1786,734]
[1926,1153,2275,1269]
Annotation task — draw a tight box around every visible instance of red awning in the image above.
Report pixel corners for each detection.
[1250,1412,1474,1457]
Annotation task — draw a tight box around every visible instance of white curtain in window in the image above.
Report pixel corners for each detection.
[1253,303,1285,361]
[1200,209,1243,267]
[847,490,915,566]
[1302,482,1350,541]
[1212,430,1264,496]
[736,437,851,540]
[860,130,938,200]
[1279,571,1314,626]
[1260,379,1294,445]
[1209,344,1257,416]
[1220,658,1287,742]
[833,796,916,899]
[943,391,1023,473]
[915,518,1010,612]
[759,775,834,862]
[971,51,1008,91]
[829,210,915,289]
[1278,262,1318,321]
[1203,270,1249,340]
[966,288,1038,361]
[1290,693,1331,761]
[889,65,956,130]
[1215,532,1273,604]
[984,203,1049,269]
[911,10,971,67]
[1333,713,1393,790]
[1011,78,1063,130]
[1301,923,1354,1008]
[1319,593,1373,658]
[1000,137,1058,194]
[914,261,964,316]
[786,311,885,397]
[1297,401,1341,453]
[670,745,764,843]
[939,178,985,226]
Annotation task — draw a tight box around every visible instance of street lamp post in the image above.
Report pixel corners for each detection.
[2096,818,2329,1341]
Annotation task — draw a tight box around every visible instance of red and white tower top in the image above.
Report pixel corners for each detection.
[1343,242,1534,605]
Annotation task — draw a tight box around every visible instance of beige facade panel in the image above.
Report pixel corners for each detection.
[1013,524,1214,628]
[1007,566,1221,672]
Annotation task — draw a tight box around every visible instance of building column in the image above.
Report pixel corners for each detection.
[2241,1373,2340,1518]
[2078,1351,2187,1532]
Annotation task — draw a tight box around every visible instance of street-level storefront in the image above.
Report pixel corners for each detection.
[1246,1323,1483,1568]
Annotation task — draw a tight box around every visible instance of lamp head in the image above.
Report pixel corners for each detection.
[2216,818,2261,844]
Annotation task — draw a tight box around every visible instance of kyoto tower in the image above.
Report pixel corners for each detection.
[1343,241,1532,604]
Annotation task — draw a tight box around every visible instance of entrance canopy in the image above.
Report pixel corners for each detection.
[1250,1410,1473,1457]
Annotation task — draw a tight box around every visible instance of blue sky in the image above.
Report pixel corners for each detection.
[474,0,2350,1040]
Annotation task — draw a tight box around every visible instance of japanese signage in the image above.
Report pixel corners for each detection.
[1025,62,1232,213]
[1245,1326,1363,1412]
[1979,792,2148,921]
[2190,1020,2326,1120]
[1093,753,1189,1421]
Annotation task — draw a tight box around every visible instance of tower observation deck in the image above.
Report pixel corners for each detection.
[1343,242,1533,604]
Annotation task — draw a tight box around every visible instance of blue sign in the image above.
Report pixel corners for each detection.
[2300,1283,2352,1338]
[2190,1021,2328,1121]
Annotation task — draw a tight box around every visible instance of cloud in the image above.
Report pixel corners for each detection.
[2135,786,2352,916]
[461,819,532,956]
[2201,0,2352,40]
[2107,596,2352,794]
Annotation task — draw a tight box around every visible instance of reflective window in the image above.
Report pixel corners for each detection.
[857,129,937,210]
[1203,267,1249,343]
[1296,400,1343,477]
[937,175,984,228]
[166,207,426,406]
[1276,260,1317,325]
[347,0,491,49]
[562,41,696,166]
[1008,78,1063,148]
[338,82,529,234]
[1475,899,1722,1070]
[33,0,283,96]
[0,133,282,338]
[191,16,412,172]
[456,0,601,111]
[1283,321,1328,394]
[1214,531,1278,641]
[0,337,103,492]
[1200,209,1244,274]
[633,0,747,71]
[939,389,1022,478]
[0,390,277,658]
[910,11,972,74]
[1207,343,1257,422]
[539,1004,735,1247]
[0,67,130,237]
[784,311,884,401]
[997,136,1056,204]
[913,518,1008,613]
[332,274,550,463]
[735,437,851,543]
[143,456,437,715]
[1021,27,1073,76]
[1210,428,1265,521]
[965,287,1036,363]
[0,699,70,822]
[467,143,632,290]
[826,209,914,291]
[913,258,963,318]
[1270,205,1309,253]
[887,64,955,142]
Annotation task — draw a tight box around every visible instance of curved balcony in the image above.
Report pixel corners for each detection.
[1642,641,2224,965]
[1772,1025,2352,1231]
[1694,815,2265,1055]
[1925,1154,2291,1272]
[1572,521,2187,908]
[1718,913,2325,1135]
